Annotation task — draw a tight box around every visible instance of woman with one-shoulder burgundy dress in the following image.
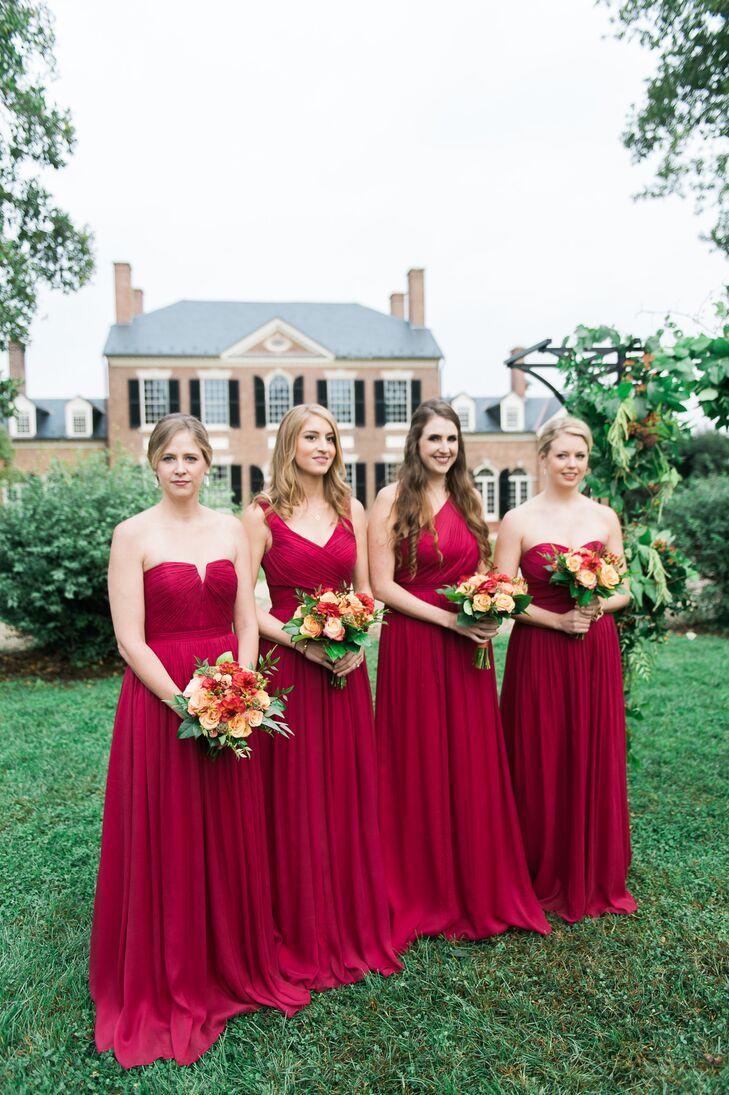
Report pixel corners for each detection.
[369,400,550,951]
[243,404,401,991]
[494,415,636,923]
[90,414,309,1069]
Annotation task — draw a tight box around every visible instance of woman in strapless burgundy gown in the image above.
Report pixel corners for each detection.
[494,415,636,923]
[369,400,550,950]
[243,404,401,991]
[90,414,309,1069]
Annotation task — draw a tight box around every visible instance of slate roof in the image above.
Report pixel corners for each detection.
[450,394,563,433]
[20,398,107,440]
[104,301,442,360]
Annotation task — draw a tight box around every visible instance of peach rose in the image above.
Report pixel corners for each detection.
[199,708,221,731]
[183,674,204,699]
[323,616,346,641]
[599,563,620,588]
[187,690,209,715]
[498,581,514,594]
[254,689,271,710]
[472,593,492,612]
[228,714,252,738]
[565,554,582,573]
[300,615,323,638]
[577,569,597,589]
[457,580,475,596]
[247,708,264,727]
[493,592,515,613]
[346,593,364,611]
[318,591,339,604]
[293,605,304,619]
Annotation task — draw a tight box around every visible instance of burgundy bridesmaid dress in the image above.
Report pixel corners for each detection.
[500,542,637,923]
[257,507,402,990]
[90,560,309,1069]
[375,499,550,950]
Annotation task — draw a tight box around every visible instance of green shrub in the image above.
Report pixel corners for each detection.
[676,429,729,479]
[665,475,729,622]
[0,455,159,662]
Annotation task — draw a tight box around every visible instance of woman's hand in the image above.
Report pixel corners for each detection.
[557,608,593,636]
[331,650,364,679]
[450,616,500,644]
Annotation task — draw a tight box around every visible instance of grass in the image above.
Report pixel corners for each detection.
[0,635,727,1093]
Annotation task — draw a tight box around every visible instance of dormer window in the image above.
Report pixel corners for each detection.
[451,395,475,433]
[72,412,89,435]
[500,392,524,432]
[8,394,37,439]
[15,413,31,435]
[65,397,94,438]
[505,406,519,430]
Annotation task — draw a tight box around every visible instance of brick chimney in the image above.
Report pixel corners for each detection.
[390,292,405,319]
[407,268,425,327]
[114,262,133,325]
[8,341,26,394]
[133,288,144,316]
[509,346,527,398]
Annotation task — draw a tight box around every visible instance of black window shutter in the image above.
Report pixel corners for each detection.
[355,462,367,507]
[230,464,242,507]
[228,380,240,427]
[354,380,365,426]
[317,379,328,407]
[189,379,201,419]
[410,379,422,413]
[128,379,140,428]
[250,465,264,496]
[168,380,180,414]
[499,468,511,518]
[375,380,385,426]
[375,463,387,494]
[254,376,266,427]
[293,376,304,406]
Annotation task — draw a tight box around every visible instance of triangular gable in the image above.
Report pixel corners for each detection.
[221,318,334,360]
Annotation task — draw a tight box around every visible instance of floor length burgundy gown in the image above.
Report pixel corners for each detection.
[375,499,550,951]
[500,542,637,923]
[257,507,402,990]
[90,560,309,1069]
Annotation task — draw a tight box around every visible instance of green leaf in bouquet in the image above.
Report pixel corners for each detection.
[215,651,234,665]
[462,599,474,616]
[177,719,200,740]
[456,610,473,628]
[322,639,350,660]
[512,594,533,614]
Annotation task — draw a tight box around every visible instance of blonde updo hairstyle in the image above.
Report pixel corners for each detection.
[537,415,593,459]
[147,413,213,471]
[262,403,351,522]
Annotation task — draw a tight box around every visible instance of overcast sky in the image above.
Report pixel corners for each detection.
[4,0,728,400]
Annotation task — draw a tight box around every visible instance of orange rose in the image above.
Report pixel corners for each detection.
[498,581,514,594]
[254,689,271,710]
[323,616,346,641]
[300,615,323,638]
[565,554,582,573]
[187,690,209,715]
[577,569,597,589]
[318,591,339,604]
[599,563,619,588]
[199,709,221,731]
[472,593,492,612]
[346,593,364,611]
[457,580,476,596]
[247,709,264,727]
[228,714,252,738]
[293,605,304,619]
[493,592,515,613]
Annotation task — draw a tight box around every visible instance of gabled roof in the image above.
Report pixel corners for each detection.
[104,301,442,360]
[23,398,107,440]
[450,393,562,433]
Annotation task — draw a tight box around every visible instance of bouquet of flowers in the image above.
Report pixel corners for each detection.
[282,585,385,688]
[437,571,532,669]
[173,649,292,759]
[540,545,624,630]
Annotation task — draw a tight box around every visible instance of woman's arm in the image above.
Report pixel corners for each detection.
[231,520,259,668]
[108,524,187,707]
[350,498,372,597]
[368,487,497,643]
[599,507,632,615]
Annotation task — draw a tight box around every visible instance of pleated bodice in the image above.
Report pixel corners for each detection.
[143,559,237,642]
[394,499,480,607]
[519,541,604,613]
[261,513,356,620]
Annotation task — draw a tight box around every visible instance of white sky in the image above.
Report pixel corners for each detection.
[4,0,728,400]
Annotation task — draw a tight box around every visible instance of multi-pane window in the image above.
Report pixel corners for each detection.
[384,379,409,424]
[456,407,471,432]
[383,462,400,485]
[15,413,31,434]
[267,375,291,425]
[72,413,88,434]
[508,469,530,508]
[474,468,497,520]
[342,462,355,489]
[505,406,520,430]
[143,379,170,425]
[328,379,354,425]
[202,379,229,426]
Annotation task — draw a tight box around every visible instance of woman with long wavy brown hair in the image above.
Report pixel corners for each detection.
[242,404,401,990]
[369,399,549,949]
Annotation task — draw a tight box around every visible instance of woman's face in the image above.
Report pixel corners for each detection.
[154,429,209,498]
[294,414,337,477]
[417,415,459,479]
[541,431,590,487]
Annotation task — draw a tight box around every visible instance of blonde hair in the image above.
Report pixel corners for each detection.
[537,415,593,458]
[262,404,351,521]
[147,413,213,470]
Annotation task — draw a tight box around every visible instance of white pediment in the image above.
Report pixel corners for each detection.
[221,318,334,361]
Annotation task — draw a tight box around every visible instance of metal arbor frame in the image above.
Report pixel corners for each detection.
[503,338,646,403]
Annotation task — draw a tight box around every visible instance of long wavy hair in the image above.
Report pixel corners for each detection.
[261,404,351,522]
[392,399,492,577]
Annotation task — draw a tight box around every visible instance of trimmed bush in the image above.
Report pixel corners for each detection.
[0,456,159,662]
[665,475,729,622]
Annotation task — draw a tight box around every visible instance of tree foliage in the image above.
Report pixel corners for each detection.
[0,0,94,349]
[603,0,729,255]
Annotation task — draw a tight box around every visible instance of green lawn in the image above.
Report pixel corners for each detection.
[0,636,727,1093]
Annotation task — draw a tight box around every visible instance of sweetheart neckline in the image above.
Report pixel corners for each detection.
[522,540,605,557]
[143,559,235,584]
